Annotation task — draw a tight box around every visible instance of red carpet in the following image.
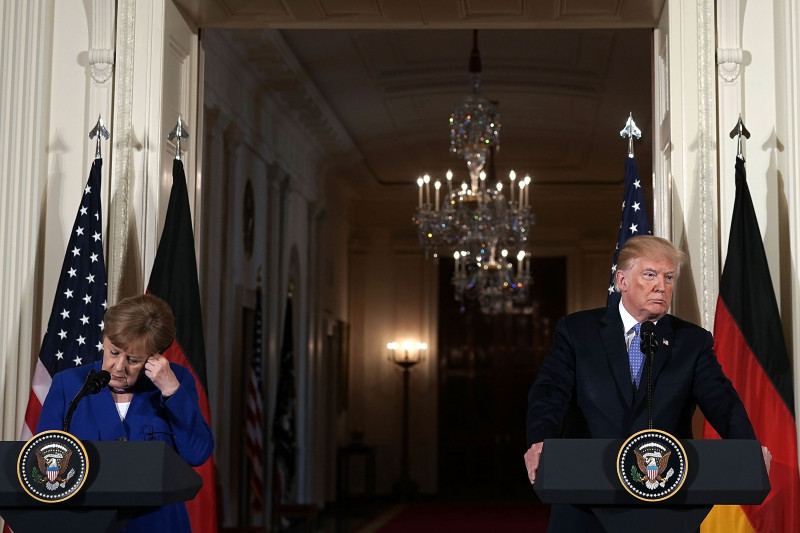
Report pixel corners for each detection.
[357,502,551,532]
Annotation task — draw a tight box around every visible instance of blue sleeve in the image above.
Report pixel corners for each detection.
[161,364,214,466]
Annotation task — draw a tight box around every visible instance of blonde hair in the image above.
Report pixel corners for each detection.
[103,294,175,355]
[613,236,686,291]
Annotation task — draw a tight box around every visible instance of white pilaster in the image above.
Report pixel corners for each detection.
[653,3,673,243]
[108,0,199,300]
[108,0,136,301]
[0,0,54,440]
[695,0,719,330]
[740,0,781,306]
[662,0,719,329]
[89,0,115,85]
[778,0,800,466]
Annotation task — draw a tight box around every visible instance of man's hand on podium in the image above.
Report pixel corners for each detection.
[524,441,543,485]
[762,446,772,474]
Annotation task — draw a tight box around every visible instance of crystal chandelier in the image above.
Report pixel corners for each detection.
[413,31,534,314]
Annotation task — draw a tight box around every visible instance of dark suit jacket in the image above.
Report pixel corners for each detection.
[37,360,214,533]
[526,306,755,532]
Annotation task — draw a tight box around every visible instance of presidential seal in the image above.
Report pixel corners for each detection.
[17,430,89,503]
[617,429,687,502]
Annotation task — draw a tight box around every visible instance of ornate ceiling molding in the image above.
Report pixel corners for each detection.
[233,29,359,155]
[176,0,666,29]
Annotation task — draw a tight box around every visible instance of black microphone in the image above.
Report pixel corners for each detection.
[640,321,659,355]
[63,370,111,432]
[86,369,111,393]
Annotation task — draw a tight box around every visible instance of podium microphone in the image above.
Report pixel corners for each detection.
[62,369,111,432]
[640,321,658,429]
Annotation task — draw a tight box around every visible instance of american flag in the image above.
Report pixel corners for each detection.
[21,159,107,439]
[245,285,265,514]
[606,156,651,306]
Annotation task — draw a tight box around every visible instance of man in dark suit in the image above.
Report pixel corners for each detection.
[523,235,767,532]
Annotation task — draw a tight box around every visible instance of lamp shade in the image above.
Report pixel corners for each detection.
[387,341,427,368]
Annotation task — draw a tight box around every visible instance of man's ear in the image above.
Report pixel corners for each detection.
[616,269,627,292]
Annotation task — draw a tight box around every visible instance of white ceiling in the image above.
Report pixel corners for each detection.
[274,27,654,188]
[179,0,663,244]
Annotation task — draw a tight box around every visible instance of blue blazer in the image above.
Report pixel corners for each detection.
[526,306,755,532]
[37,360,214,533]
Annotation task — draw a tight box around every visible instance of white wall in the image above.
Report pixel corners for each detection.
[716,0,782,306]
[0,0,117,440]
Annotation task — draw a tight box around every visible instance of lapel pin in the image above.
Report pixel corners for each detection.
[663,339,669,346]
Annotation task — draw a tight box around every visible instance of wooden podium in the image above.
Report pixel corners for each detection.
[534,438,770,533]
[0,440,202,533]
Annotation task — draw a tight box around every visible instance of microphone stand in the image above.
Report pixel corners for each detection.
[63,370,111,432]
[647,352,653,429]
[640,322,659,429]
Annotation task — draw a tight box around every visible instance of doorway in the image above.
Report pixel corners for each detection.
[437,256,566,501]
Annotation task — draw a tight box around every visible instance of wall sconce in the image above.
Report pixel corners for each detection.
[386,340,427,497]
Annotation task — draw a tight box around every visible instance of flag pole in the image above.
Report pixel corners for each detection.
[619,112,641,159]
[728,114,750,160]
[88,114,109,160]
[606,113,650,306]
[168,116,189,161]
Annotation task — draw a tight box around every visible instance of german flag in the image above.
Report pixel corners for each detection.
[148,159,218,533]
[702,156,799,532]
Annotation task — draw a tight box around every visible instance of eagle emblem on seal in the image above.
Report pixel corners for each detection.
[35,448,74,490]
[634,448,673,489]
[617,429,687,501]
[18,431,89,502]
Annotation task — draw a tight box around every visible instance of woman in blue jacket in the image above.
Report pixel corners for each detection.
[37,294,214,532]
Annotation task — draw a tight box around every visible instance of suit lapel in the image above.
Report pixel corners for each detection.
[80,361,125,440]
[600,306,634,406]
[651,316,674,383]
[97,390,127,440]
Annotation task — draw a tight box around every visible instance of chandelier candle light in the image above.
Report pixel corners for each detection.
[413,30,534,314]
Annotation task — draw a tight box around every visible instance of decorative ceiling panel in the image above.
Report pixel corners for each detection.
[268,27,650,187]
[461,0,525,18]
[191,1,662,259]
[559,0,622,17]
[317,0,384,18]
[217,0,292,17]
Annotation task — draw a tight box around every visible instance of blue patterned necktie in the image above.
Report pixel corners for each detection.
[629,323,644,388]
